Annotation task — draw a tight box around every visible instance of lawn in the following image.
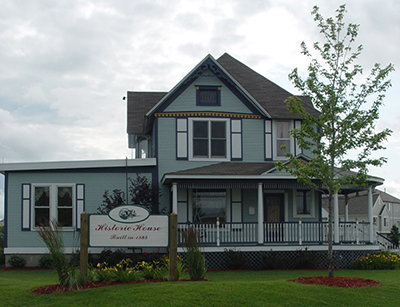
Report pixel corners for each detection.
[0,269,399,306]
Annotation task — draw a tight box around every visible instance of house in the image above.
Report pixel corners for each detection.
[0,53,387,268]
[322,189,400,238]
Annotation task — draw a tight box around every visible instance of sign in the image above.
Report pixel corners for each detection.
[88,205,169,248]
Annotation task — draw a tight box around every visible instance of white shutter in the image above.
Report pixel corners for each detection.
[76,184,85,230]
[294,120,302,155]
[176,118,188,159]
[265,120,272,160]
[231,119,242,160]
[22,184,31,231]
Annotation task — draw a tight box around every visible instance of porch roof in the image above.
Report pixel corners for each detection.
[162,162,384,193]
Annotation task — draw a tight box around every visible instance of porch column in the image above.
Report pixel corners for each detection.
[172,183,178,214]
[344,195,349,222]
[368,186,374,243]
[334,193,339,244]
[257,183,264,245]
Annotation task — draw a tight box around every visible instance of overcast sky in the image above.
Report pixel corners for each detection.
[1,0,399,219]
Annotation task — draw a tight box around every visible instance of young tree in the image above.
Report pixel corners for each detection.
[277,5,394,277]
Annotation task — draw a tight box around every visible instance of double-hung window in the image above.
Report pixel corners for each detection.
[33,185,74,228]
[190,119,229,160]
[275,120,291,158]
[294,190,315,217]
[296,190,311,215]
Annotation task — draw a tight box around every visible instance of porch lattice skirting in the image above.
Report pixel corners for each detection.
[179,250,373,270]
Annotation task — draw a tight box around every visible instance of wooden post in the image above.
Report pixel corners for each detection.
[80,212,88,283]
[169,212,178,281]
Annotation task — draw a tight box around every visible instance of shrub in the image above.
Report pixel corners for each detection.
[39,254,54,268]
[0,248,5,266]
[225,248,249,270]
[390,225,400,246]
[262,251,286,270]
[293,249,318,269]
[182,227,206,280]
[350,251,400,270]
[7,255,26,268]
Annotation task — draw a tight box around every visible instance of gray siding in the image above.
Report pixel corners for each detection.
[6,170,153,248]
[164,70,252,114]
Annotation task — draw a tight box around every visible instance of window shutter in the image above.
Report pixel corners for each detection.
[294,120,302,155]
[231,119,242,160]
[21,184,31,231]
[265,120,272,160]
[176,118,188,159]
[76,184,85,230]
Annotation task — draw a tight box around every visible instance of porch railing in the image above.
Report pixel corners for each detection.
[177,221,373,246]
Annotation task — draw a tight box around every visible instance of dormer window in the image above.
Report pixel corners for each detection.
[196,86,221,106]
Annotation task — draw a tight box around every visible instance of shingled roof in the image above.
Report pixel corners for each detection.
[127,53,319,135]
[127,92,167,135]
[322,189,400,215]
[217,53,319,119]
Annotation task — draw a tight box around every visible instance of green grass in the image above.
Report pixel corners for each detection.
[1,269,399,306]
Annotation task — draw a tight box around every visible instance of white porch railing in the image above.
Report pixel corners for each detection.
[178,221,374,246]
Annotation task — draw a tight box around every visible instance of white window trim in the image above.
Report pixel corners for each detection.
[31,183,76,231]
[188,118,231,161]
[273,120,294,160]
[293,189,315,218]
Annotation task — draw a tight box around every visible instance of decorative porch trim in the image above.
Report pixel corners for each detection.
[177,182,258,189]
[155,112,261,119]
[263,182,322,189]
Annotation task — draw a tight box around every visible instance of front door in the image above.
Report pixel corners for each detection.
[264,194,284,242]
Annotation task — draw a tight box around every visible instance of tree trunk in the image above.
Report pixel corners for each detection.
[328,192,334,278]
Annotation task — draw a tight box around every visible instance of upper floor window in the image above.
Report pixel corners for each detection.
[196,86,221,106]
[33,185,74,228]
[188,118,230,161]
[193,120,226,158]
[276,120,291,158]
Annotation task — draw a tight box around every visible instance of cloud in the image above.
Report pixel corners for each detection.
[0,0,400,217]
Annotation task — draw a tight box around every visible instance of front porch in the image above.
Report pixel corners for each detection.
[177,220,375,246]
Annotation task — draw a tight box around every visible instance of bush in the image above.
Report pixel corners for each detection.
[262,251,286,270]
[0,248,5,266]
[293,249,318,269]
[390,225,400,246]
[39,254,54,268]
[225,248,249,270]
[182,227,206,280]
[7,255,26,268]
[350,251,400,270]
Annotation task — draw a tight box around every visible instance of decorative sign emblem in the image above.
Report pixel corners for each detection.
[108,205,150,223]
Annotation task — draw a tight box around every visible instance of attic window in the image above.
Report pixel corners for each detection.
[196,86,221,106]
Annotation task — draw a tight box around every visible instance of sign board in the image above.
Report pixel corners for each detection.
[88,205,169,248]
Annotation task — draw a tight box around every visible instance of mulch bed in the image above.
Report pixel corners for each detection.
[289,276,381,288]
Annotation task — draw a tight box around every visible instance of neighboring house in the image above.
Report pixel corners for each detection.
[0,53,386,268]
[322,189,400,236]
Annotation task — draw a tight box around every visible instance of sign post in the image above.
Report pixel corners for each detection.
[169,213,178,281]
[80,212,88,282]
